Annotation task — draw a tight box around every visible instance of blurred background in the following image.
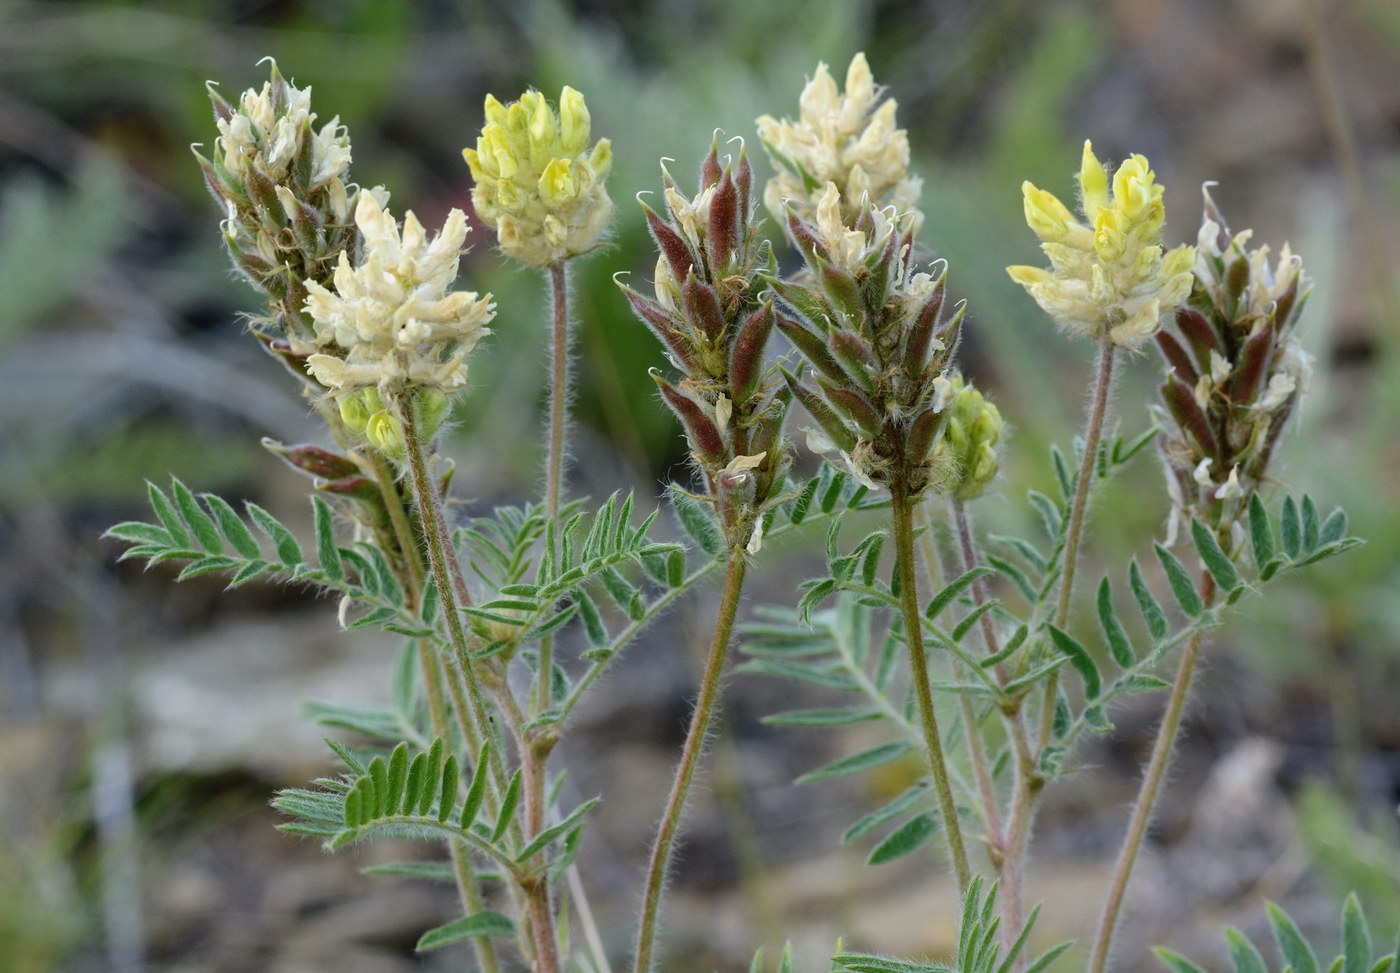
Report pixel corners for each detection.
[1,0,1398,970]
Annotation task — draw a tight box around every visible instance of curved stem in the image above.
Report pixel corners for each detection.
[891,489,971,891]
[418,640,500,973]
[1040,333,1118,746]
[400,397,559,972]
[947,499,1004,844]
[1087,573,1216,973]
[632,552,748,973]
[1000,332,1117,964]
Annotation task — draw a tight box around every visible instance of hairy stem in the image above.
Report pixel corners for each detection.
[537,261,573,715]
[947,499,1004,845]
[400,397,559,973]
[419,641,500,973]
[368,450,424,602]
[1042,333,1118,744]
[891,489,971,891]
[632,552,748,973]
[1087,573,1216,973]
[1002,332,1116,961]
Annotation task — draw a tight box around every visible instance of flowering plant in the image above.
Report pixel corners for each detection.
[106,54,1371,973]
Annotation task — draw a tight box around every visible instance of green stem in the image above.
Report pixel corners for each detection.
[419,641,500,973]
[948,500,1006,842]
[632,552,748,973]
[400,395,558,971]
[1087,573,1216,973]
[891,489,971,891]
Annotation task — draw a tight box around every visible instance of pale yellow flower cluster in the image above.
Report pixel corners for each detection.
[213,61,352,207]
[1006,141,1195,348]
[464,87,613,267]
[756,53,922,229]
[304,193,494,394]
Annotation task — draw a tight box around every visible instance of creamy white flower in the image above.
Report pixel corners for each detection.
[757,53,922,229]
[214,67,350,190]
[303,193,494,393]
[1193,457,1215,487]
[714,394,733,436]
[1215,465,1243,500]
[745,515,766,555]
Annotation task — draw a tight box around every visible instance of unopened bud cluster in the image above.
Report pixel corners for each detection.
[777,183,963,499]
[620,141,790,552]
[756,53,922,231]
[1154,189,1311,548]
[936,375,1005,501]
[1007,142,1195,348]
[197,61,357,353]
[464,87,614,267]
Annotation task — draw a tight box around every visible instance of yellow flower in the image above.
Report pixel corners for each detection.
[464,86,613,267]
[1006,141,1194,348]
[756,52,922,230]
[303,193,494,393]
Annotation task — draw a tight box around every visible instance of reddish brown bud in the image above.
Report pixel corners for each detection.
[700,140,723,190]
[1155,330,1199,384]
[902,276,946,377]
[1272,276,1300,330]
[1175,307,1221,373]
[706,172,739,270]
[620,282,696,370]
[729,303,775,403]
[263,439,363,481]
[681,274,726,341]
[1228,324,1273,404]
[819,381,884,438]
[906,406,945,462]
[643,204,697,283]
[1161,377,1219,459]
[653,372,726,461]
[735,148,753,219]
[1224,255,1250,308]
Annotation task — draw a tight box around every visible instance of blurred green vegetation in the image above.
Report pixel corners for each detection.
[1,0,1397,969]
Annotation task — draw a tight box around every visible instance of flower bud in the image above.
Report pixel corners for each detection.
[935,376,1005,500]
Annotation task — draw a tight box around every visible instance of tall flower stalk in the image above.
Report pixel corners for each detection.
[1088,191,1313,973]
[463,87,615,968]
[620,139,790,972]
[997,142,1195,948]
[773,182,971,888]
